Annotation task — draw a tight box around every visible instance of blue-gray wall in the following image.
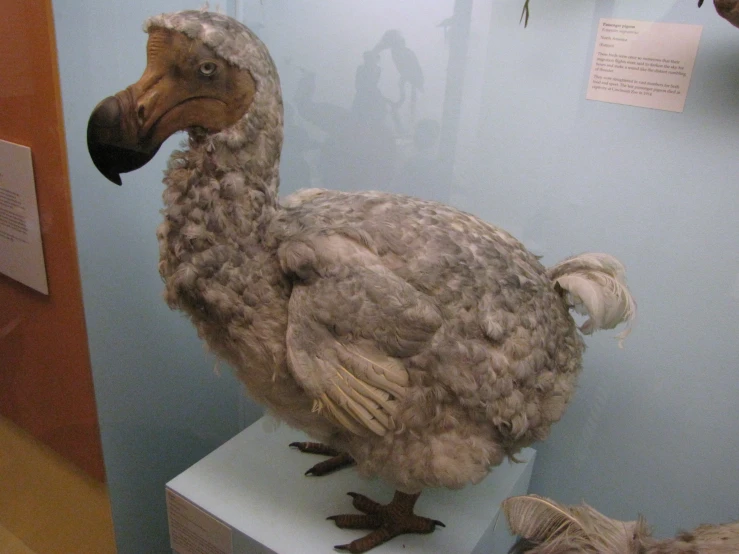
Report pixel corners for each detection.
[54,1,738,552]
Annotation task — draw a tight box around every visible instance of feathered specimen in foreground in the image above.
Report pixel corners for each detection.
[87,11,635,553]
[503,494,739,553]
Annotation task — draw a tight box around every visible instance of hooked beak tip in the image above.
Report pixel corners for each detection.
[87,94,159,185]
[106,171,123,186]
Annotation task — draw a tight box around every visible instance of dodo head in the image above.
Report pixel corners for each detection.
[87,10,277,185]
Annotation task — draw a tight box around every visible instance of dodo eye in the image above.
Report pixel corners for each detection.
[199,61,218,77]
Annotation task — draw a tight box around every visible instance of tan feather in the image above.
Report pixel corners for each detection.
[503,495,586,544]
[505,494,739,554]
[503,495,642,554]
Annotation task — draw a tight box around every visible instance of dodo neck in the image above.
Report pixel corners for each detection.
[157,90,285,301]
[156,104,287,326]
[163,94,284,219]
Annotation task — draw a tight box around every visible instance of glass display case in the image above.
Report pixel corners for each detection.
[48,1,739,552]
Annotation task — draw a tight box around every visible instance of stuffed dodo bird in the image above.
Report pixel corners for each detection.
[87,10,636,553]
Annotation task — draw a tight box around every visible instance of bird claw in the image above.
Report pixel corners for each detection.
[328,491,444,552]
[347,492,382,513]
[289,442,355,476]
[309,453,355,476]
[289,441,340,455]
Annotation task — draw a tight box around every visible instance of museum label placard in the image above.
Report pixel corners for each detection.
[587,19,703,112]
[0,139,48,294]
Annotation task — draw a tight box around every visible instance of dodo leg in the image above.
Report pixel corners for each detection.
[330,490,444,553]
[289,441,355,476]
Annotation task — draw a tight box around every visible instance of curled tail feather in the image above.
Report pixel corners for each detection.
[547,253,636,347]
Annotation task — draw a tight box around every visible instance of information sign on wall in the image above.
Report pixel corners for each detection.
[587,19,703,112]
[0,139,48,294]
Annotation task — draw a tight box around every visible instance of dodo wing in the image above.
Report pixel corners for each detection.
[283,235,442,436]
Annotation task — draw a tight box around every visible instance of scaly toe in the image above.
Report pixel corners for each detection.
[347,492,382,514]
[327,514,383,529]
[288,441,342,456]
[305,452,355,476]
[334,526,404,553]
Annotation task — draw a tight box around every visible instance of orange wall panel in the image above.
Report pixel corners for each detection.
[0,0,105,482]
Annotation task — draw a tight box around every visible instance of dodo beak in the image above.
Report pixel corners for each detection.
[86,28,213,186]
[87,93,161,186]
[86,29,183,186]
[87,38,178,187]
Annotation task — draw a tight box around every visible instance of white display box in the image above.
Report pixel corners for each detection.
[167,417,536,554]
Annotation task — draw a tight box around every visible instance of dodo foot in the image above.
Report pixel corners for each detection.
[329,491,444,553]
[289,441,355,476]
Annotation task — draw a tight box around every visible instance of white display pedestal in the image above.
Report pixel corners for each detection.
[166,417,535,554]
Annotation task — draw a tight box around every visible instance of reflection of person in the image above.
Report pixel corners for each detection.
[394,119,448,202]
[293,65,396,192]
[352,51,387,121]
[372,30,424,114]
[294,70,349,135]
